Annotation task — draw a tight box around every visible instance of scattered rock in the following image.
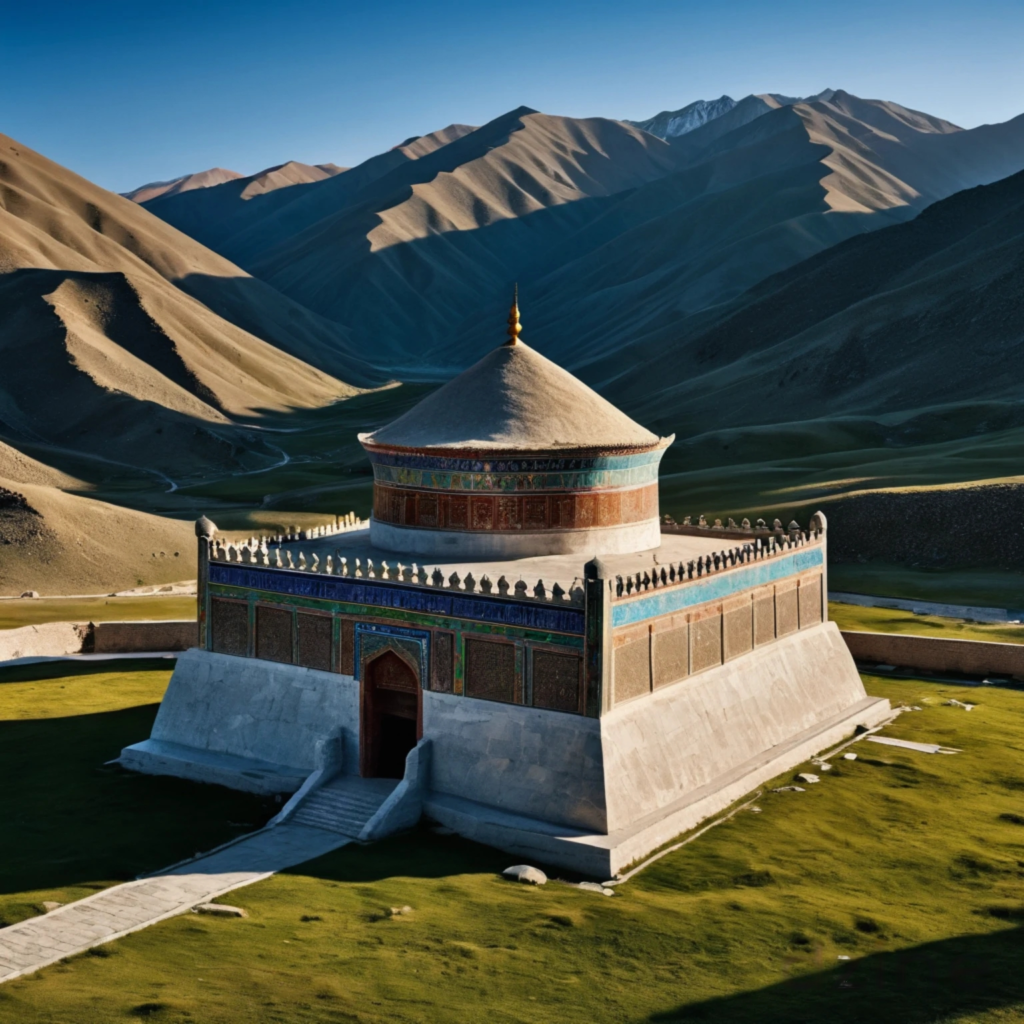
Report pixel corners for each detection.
[911,705,923,711]
[387,905,413,917]
[837,955,851,960]
[42,901,63,913]
[843,753,858,761]
[795,773,820,784]
[817,763,833,772]
[747,805,762,814]
[946,699,975,711]
[577,881,615,896]
[20,591,39,599]
[193,903,247,918]
[502,864,547,885]
[772,786,805,793]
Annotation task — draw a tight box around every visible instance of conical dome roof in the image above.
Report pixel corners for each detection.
[361,340,665,453]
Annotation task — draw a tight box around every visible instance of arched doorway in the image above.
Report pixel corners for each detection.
[361,649,421,779]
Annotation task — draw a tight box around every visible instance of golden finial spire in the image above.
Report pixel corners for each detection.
[505,284,521,346]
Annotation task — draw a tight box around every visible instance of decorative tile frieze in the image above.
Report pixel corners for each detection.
[209,563,584,635]
[373,483,658,533]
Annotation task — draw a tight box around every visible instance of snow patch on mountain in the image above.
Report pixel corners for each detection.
[627,96,737,139]
[629,89,837,140]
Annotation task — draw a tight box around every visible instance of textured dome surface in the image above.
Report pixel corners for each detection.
[361,341,663,451]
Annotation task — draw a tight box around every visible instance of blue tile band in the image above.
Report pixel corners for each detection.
[611,546,824,628]
[210,563,585,635]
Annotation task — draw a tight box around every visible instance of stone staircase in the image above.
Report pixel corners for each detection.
[289,776,399,838]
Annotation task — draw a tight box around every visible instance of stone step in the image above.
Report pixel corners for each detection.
[291,814,365,837]
[306,792,383,810]
[287,777,396,838]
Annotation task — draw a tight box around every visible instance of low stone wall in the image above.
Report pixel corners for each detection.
[842,630,1024,679]
[0,621,91,661]
[92,620,197,653]
[0,619,197,661]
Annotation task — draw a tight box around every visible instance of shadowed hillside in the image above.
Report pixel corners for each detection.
[0,132,388,592]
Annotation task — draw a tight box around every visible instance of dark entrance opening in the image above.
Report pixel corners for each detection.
[362,650,421,779]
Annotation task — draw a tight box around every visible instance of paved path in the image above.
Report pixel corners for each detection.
[0,824,347,984]
[829,591,1024,625]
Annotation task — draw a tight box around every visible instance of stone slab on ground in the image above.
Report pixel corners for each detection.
[0,622,89,661]
[0,824,346,985]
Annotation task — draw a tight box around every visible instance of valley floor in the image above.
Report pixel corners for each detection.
[0,656,1022,1022]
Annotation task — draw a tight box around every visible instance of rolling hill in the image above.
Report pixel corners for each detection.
[0,132,385,592]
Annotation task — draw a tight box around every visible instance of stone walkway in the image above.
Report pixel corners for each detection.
[0,824,348,984]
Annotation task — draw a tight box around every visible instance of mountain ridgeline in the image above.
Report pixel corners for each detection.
[134,89,1024,380]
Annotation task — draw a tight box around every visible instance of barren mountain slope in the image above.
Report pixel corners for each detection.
[139,159,348,256]
[0,477,197,595]
[145,93,1024,376]
[0,132,374,383]
[0,132,386,483]
[196,124,480,267]
[613,166,1024,422]
[432,93,1024,370]
[123,167,243,204]
[245,109,681,361]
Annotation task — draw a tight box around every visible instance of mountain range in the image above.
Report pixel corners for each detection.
[129,90,1024,377]
[1,87,1023,591]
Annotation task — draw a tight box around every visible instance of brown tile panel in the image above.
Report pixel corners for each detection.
[690,614,723,675]
[256,605,293,664]
[653,624,688,689]
[723,602,753,662]
[753,593,776,647]
[776,585,799,637]
[339,618,356,676]
[210,598,248,657]
[799,574,823,627]
[296,613,332,672]
[431,631,454,693]
[372,483,658,532]
[464,637,516,703]
[531,649,583,713]
[614,636,651,704]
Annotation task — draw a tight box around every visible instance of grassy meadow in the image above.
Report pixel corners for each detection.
[0,596,196,630]
[829,602,1024,645]
[0,659,1022,1022]
[0,659,274,930]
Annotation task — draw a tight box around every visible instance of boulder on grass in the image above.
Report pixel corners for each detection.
[193,903,247,918]
[502,865,547,885]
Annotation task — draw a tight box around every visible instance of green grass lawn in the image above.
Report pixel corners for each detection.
[829,602,1024,645]
[1,663,1023,1022]
[0,660,274,930]
[0,596,196,630]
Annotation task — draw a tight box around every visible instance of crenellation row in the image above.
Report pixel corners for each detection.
[208,538,583,606]
[265,512,364,546]
[662,513,812,536]
[613,522,822,599]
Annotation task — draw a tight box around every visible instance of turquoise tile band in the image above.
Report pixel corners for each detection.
[611,546,824,628]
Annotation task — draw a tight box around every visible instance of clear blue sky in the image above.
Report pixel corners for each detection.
[2,0,1022,193]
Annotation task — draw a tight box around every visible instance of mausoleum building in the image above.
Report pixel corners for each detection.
[121,297,890,877]
[360,296,673,558]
